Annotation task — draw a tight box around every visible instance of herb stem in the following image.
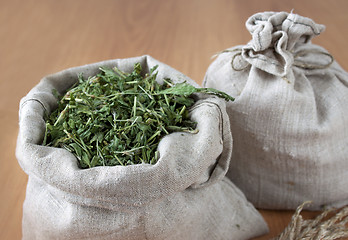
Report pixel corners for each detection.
[43,63,231,168]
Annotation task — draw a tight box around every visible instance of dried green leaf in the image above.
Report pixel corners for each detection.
[43,63,233,168]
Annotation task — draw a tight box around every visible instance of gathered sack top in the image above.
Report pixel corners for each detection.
[204,12,348,210]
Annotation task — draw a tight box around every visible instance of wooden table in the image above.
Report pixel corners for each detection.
[1,0,348,239]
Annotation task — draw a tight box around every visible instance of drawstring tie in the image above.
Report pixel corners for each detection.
[214,48,334,72]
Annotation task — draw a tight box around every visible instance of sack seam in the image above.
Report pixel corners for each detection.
[21,98,48,113]
[189,99,227,189]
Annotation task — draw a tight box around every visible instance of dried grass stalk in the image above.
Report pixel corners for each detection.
[273,201,348,240]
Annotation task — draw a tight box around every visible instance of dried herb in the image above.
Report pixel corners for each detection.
[157,82,234,101]
[43,63,233,168]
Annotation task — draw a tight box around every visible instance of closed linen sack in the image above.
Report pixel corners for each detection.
[203,12,348,210]
[16,55,268,240]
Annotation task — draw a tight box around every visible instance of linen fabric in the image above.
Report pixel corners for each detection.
[204,12,348,210]
[17,55,268,239]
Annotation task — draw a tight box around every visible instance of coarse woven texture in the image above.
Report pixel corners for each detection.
[203,12,348,210]
[16,55,268,240]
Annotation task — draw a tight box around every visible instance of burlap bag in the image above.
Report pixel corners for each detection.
[204,12,348,210]
[16,55,268,239]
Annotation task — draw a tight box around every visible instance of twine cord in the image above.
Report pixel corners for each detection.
[293,49,334,70]
[215,48,334,72]
[231,50,249,71]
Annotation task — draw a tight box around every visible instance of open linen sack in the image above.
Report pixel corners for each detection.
[204,12,348,210]
[16,55,268,240]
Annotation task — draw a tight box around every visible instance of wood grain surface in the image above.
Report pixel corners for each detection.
[1,0,348,239]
